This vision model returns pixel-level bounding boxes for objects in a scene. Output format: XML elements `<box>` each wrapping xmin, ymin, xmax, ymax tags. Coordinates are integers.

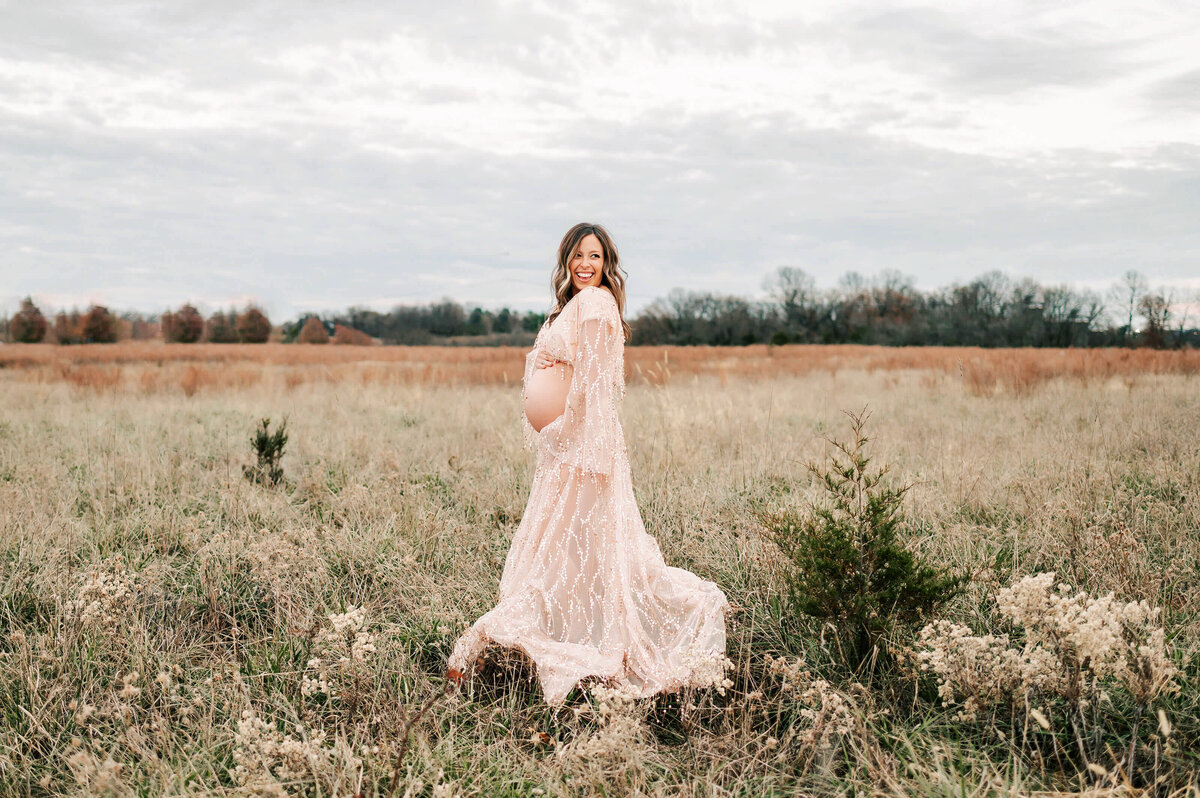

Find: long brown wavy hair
<box><xmin>546</xmin><ymin>222</ymin><xmax>632</xmax><ymax>342</ymax></box>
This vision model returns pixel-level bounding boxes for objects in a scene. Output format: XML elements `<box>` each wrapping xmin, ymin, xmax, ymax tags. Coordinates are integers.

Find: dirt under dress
<box><xmin>446</xmin><ymin>285</ymin><xmax>730</xmax><ymax>706</ymax></box>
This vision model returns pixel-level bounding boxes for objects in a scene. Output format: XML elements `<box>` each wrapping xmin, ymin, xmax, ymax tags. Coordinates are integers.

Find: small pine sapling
<box><xmin>244</xmin><ymin>417</ymin><xmax>288</xmax><ymax>486</ymax></box>
<box><xmin>757</xmin><ymin>407</ymin><xmax>963</xmax><ymax>671</ymax></box>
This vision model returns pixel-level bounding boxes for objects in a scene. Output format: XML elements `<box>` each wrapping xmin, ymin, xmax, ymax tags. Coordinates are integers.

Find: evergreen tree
<box><xmin>757</xmin><ymin>409</ymin><xmax>963</xmax><ymax>670</ymax></box>
<box><xmin>11</xmin><ymin>297</ymin><xmax>47</xmax><ymax>343</ymax></box>
<box><xmin>53</xmin><ymin>311</ymin><xmax>81</xmax><ymax>345</ymax></box>
<box><xmin>206</xmin><ymin>309</ymin><xmax>240</xmax><ymax>343</ymax></box>
<box><xmin>166</xmin><ymin>304</ymin><xmax>204</xmax><ymax>343</ymax></box>
<box><xmin>237</xmin><ymin>306</ymin><xmax>272</xmax><ymax>343</ymax></box>
<box><xmin>297</xmin><ymin>316</ymin><xmax>330</xmax><ymax>344</ymax></box>
<box><xmin>80</xmin><ymin>305</ymin><xmax>118</xmax><ymax>343</ymax></box>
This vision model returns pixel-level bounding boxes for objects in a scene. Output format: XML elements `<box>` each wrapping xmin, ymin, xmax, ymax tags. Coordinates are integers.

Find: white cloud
<box><xmin>1</xmin><ymin>0</ymin><xmax>1199</xmax><ymax>320</ymax></box>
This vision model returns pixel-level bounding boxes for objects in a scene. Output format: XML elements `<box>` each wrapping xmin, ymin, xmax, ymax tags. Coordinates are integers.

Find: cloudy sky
<box><xmin>2</xmin><ymin>0</ymin><xmax>1198</xmax><ymax>321</ymax></box>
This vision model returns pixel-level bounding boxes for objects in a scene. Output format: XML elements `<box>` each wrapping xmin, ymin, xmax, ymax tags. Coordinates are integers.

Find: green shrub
<box><xmin>244</xmin><ymin>417</ymin><xmax>288</xmax><ymax>486</ymax></box>
<box><xmin>756</xmin><ymin>408</ymin><xmax>963</xmax><ymax>670</ymax></box>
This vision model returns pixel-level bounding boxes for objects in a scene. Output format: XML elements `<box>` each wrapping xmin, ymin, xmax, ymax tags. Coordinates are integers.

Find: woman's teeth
<box><xmin>576</xmin><ymin>271</ymin><xmax>593</xmax><ymax>280</ymax></box>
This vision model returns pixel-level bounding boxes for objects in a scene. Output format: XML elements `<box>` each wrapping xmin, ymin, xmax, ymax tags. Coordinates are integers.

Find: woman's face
<box><xmin>569</xmin><ymin>233</ymin><xmax>604</xmax><ymax>291</ymax></box>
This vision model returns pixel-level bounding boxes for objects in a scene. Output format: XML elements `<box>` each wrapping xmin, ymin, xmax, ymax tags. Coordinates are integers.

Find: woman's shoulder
<box><xmin>566</xmin><ymin>284</ymin><xmax>615</xmax><ymax>301</ymax></box>
<box><xmin>580</xmin><ymin>285</ymin><xmax>615</xmax><ymax>301</ymax></box>
<box><xmin>572</xmin><ymin>285</ymin><xmax>618</xmax><ymax>318</ymax></box>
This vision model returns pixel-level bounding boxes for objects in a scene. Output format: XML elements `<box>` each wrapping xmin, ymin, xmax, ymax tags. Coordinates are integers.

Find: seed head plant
<box><xmin>916</xmin><ymin>571</ymin><xmax>1180</xmax><ymax>784</ymax></box>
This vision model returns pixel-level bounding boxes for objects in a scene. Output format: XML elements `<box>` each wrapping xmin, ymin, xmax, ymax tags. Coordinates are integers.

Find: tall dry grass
<box><xmin>0</xmin><ymin>350</ymin><xmax>1196</xmax><ymax>795</ymax></box>
<box><xmin>3</xmin><ymin>341</ymin><xmax>1197</xmax><ymax>396</ymax></box>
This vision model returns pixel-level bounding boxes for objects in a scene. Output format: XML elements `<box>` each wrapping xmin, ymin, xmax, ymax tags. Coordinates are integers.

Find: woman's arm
<box><xmin>521</xmin><ymin>347</ymin><xmax>541</xmax><ymax>452</ymax></box>
<box><xmin>542</xmin><ymin>288</ymin><xmax>624</xmax><ymax>479</ymax></box>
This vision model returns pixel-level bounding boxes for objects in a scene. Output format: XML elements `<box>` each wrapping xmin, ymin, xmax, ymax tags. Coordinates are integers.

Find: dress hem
<box><xmin>450</xmin><ymin>619</ymin><xmax>729</xmax><ymax>708</ymax></box>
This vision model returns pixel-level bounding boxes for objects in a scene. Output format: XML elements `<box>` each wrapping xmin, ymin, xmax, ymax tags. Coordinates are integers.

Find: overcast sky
<box><xmin>2</xmin><ymin>0</ymin><xmax>1198</xmax><ymax>321</ymax></box>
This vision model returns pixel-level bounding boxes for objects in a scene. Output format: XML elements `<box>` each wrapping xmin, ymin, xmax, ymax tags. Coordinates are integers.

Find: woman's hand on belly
<box><xmin>533</xmin><ymin>349</ymin><xmax>562</xmax><ymax>370</ymax></box>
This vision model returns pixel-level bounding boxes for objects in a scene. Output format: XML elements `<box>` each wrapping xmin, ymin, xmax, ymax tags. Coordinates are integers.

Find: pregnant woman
<box><xmin>447</xmin><ymin>222</ymin><xmax>730</xmax><ymax>706</ymax></box>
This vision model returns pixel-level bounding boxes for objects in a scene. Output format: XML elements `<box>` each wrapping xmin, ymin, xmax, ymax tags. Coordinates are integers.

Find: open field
<box><xmin>2</xmin><ymin>341</ymin><xmax>1199</xmax><ymax>395</ymax></box>
<box><xmin>1</xmin><ymin>346</ymin><xmax>1197</xmax><ymax>795</ymax></box>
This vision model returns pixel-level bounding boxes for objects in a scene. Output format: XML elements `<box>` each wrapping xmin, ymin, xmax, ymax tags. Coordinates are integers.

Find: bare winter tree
<box><xmin>763</xmin><ymin>266</ymin><xmax>816</xmax><ymax>320</ymax></box>
<box><xmin>1137</xmin><ymin>291</ymin><xmax>1172</xmax><ymax>349</ymax></box>
<box><xmin>1109</xmin><ymin>270</ymin><xmax>1148</xmax><ymax>345</ymax></box>
<box><xmin>763</xmin><ymin>266</ymin><xmax>820</xmax><ymax>340</ymax></box>
<box><xmin>1173</xmin><ymin>288</ymin><xmax>1197</xmax><ymax>345</ymax></box>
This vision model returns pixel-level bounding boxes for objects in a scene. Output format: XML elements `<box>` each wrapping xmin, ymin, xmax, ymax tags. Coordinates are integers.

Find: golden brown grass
<box><xmin>3</xmin><ymin>341</ymin><xmax>1197</xmax><ymax>396</ymax></box>
<box><xmin>0</xmin><ymin>347</ymin><xmax>1196</xmax><ymax>795</ymax></box>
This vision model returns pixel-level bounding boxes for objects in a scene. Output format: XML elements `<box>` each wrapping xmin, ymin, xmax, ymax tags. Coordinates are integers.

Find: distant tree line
<box><xmin>7</xmin><ymin>301</ymin><xmax>134</xmax><ymax>345</ymax></box>
<box><xmin>278</xmin><ymin>302</ymin><xmax>546</xmax><ymax>345</ymax></box>
<box><xmin>2</xmin><ymin>301</ymin><xmax>275</xmax><ymax>345</ymax></box>
<box><xmin>633</xmin><ymin>268</ymin><xmax>1197</xmax><ymax>349</ymax></box>
<box><xmin>3</xmin><ymin>268</ymin><xmax>1195</xmax><ymax>348</ymax></box>
<box><xmin>161</xmin><ymin>304</ymin><xmax>272</xmax><ymax>344</ymax></box>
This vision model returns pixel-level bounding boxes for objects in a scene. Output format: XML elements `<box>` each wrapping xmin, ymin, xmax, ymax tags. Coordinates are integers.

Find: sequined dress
<box><xmin>446</xmin><ymin>286</ymin><xmax>730</xmax><ymax>706</ymax></box>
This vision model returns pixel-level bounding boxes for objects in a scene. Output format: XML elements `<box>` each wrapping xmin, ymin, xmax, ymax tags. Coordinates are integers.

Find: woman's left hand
<box><xmin>534</xmin><ymin>351</ymin><xmax>560</xmax><ymax>369</ymax></box>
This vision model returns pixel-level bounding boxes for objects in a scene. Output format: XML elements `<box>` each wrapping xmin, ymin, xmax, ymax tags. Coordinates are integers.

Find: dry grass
<box><xmin>2</xmin><ymin>341</ymin><xmax>1197</xmax><ymax>396</ymax></box>
<box><xmin>0</xmin><ymin>346</ymin><xmax>1196</xmax><ymax>795</ymax></box>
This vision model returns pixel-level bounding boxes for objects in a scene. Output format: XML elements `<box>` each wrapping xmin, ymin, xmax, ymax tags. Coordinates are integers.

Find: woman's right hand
<box><xmin>534</xmin><ymin>350</ymin><xmax>560</xmax><ymax>369</ymax></box>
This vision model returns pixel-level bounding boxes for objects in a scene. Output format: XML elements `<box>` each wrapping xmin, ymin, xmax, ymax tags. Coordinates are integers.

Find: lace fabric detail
<box><xmin>451</xmin><ymin>286</ymin><xmax>729</xmax><ymax>706</ymax></box>
<box><xmin>541</xmin><ymin>330</ymin><xmax>571</xmax><ymax>364</ymax></box>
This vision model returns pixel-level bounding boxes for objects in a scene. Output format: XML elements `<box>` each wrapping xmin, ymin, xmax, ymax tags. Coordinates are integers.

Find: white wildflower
<box><xmin>231</xmin><ymin>709</ymin><xmax>362</xmax><ymax>793</ymax></box>
<box><xmin>767</xmin><ymin>654</ymin><xmax>864</xmax><ymax>754</ymax></box>
<box><xmin>301</xmin><ymin>605</ymin><xmax>383</xmax><ymax>704</ymax></box>
<box><xmin>916</xmin><ymin>572</ymin><xmax>1179</xmax><ymax>727</ymax></box>
<box><xmin>72</xmin><ymin>562</ymin><xmax>137</xmax><ymax>630</ymax></box>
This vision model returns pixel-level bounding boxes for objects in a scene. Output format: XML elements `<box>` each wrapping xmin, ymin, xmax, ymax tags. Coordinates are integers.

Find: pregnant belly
<box><xmin>524</xmin><ymin>362</ymin><xmax>572</xmax><ymax>432</ymax></box>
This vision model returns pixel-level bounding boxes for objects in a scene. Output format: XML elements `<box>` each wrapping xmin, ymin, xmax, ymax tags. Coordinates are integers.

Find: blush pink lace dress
<box><xmin>447</xmin><ymin>286</ymin><xmax>730</xmax><ymax>706</ymax></box>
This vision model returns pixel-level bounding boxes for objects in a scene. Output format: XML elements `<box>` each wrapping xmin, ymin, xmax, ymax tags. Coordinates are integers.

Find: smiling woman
<box><xmin>448</xmin><ymin>222</ymin><xmax>731</xmax><ymax>707</ymax></box>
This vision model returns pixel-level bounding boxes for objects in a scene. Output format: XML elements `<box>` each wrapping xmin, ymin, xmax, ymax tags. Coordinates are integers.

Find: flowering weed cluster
<box><xmin>64</xmin><ymin>749</ymin><xmax>126</xmax><ymax>793</ymax></box>
<box><xmin>765</xmin><ymin>653</ymin><xmax>868</xmax><ymax>765</ymax></box>
<box><xmin>71</xmin><ymin>558</ymin><xmax>137</xmax><ymax>630</ymax></box>
<box><xmin>916</xmin><ymin>572</ymin><xmax>1180</xmax><ymax>779</ymax></box>
<box><xmin>246</xmin><ymin>528</ymin><xmax>326</xmax><ymax>592</ymax></box>
<box><xmin>301</xmin><ymin>605</ymin><xmax>378</xmax><ymax>710</ymax></box>
<box><xmin>557</xmin><ymin>679</ymin><xmax>654</xmax><ymax>790</ymax></box>
<box><xmin>917</xmin><ymin>572</ymin><xmax>1178</xmax><ymax>719</ymax></box>
<box><xmin>680</xmin><ymin>642</ymin><xmax>735</xmax><ymax>696</ymax></box>
<box><xmin>195</xmin><ymin>527</ymin><xmax>329</xmax><ymax>634</ymax></box>
<box><xmin>231</xmin><ymin>710</ymin><xmax>363</xmax><ymax>796</ymax></box>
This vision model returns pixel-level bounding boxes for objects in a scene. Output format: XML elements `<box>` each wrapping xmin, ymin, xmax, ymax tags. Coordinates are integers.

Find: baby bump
<box><xmin>524</xmin><ymin>361</ymin><xmax>572</xmax><ymax>433</ymax></box>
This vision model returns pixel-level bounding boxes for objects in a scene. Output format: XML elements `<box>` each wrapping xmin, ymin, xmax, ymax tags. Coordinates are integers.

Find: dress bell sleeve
<box><xmin>521</xmin><ymin>346</ymin><xmax>541</xmax><ymax>453</ymax></box>
<box><xmin>542</xmin><ymin>288</ymin><xmax>626</xmax><ymax>479</ymax></box>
